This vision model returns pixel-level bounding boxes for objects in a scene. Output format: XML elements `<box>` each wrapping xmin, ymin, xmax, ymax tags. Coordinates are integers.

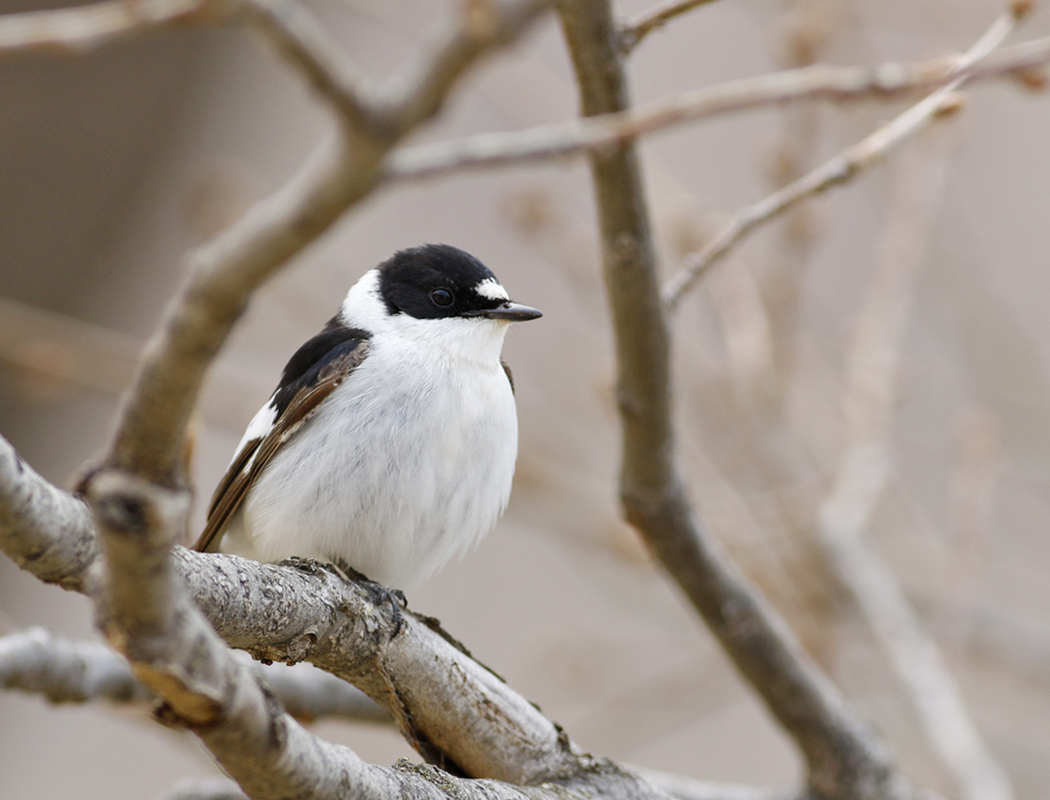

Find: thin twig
<box><xmin>619</xmin><ymin>0</ymin><xmax>721</xmax><ymax>54</ymax></box>
<box><xmin>0</xmin><ymin>296</ymin><xmax>266</xmax><ymax>429</ymax></box>
<box><xmin>661</xmin><ymin>6</ymin><xmax>1031</xmax><ymax>310</ymax></box>
<box><xmin>816</xmin><ymin>126</ymin><xmax>1015</xmax><ymax>800</ymax></box>
<box><xmin>387</xmin><ymin>34</ymin><xmax>1050</xmax><ymax>183</ymax></box>
<box><xmin>377</xmin><ymin>0</ymin><xmax>553</xmax><ymax>136</ymax></box>
<box><xmin>241</xmin><ymin>0</ymin><xmax>374</xmax><ymax>129</ymax></box>
<box><xmin>0</xmin><ymin>0</ymin><xmax>229</xmax><ymax>56</ymax></box>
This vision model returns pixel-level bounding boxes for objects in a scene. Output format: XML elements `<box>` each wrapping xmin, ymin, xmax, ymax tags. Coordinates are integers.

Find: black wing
<box><xmin>192</xmin><ymin>322</ymin><xmax>371</xmax><ymax>553</ymax></box>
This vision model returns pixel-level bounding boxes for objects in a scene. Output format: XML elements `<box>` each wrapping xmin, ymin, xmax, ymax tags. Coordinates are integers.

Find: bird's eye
<box><xmin>430</xmin><ymin>288</ymin><xmax>454</xmax><ymax>307</ymax></box>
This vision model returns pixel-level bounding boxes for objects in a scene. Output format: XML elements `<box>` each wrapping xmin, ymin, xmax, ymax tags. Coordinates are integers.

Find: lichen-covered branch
<box><xmin>78</xmin><ymin>461</ymin><xmax>673</xmax><ymax>800</ymax></box>
<box><xmin>0</xmin><ymin>435</ymin><xmax>100</xmax><ymax>594</ymax></box>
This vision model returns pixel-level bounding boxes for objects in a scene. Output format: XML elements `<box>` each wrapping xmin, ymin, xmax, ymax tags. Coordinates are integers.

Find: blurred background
<box><xmin>2</xmin><ymin>0</ymin><xmax>1049</xmax><ymax>797</ymax></box>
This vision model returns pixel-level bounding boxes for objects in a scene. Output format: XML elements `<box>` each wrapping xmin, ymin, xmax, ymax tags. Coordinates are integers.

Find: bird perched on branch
<box><xmin>193</xmin><ymin>244</ymin><xmax>541</xmax><ymax>589</ymax></box>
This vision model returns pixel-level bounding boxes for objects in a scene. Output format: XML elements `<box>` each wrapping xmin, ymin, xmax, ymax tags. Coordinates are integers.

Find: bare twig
<box><xmin>106</xmin><ymin>136</ymin><xmax>363</xmax><ymax>485</ymax></box>
<box><xmin>557</xmin><ymin>3</ymin><xmax>915</xmax><ymax>799</ymax></box>
<box><xmin>0</xmin><ymin>0</ymin><xmax>229</xmax><ymax>56</ymax></box>
<box><xmin>618</xmin><ymin>0</ymin><xmax>721</xmax><ymax>53</ymax></box>
<box><xmin>377</xmin><ymin>0</ymin><xmax>552</xmax><ymax>136</ymax></box>
<box><xmin>162</xmin><ymin>780</ymin><xmax>249</xmax><ymax>800</ymax></box>
<box><xmin>0</xmin><ymin>296</ymin><xmax>265</xmax><ymax>429</ymax></box>
<box><xmin>387</xmin><ymin>35</ymin><xmax>1050</xmax><ymax>184</ymax></box>
<box><xmin>661</xmin><ymin>6</ymin><xmax>1031</xmax><ymax>310</ymax></box>
<box><xmin>816</xmin><ymin>129</ymin><xmax>1014</xmax><ymax>800</ymax></box>
<box><xmin>0</xmin><ymin>627</ymin><xmax>152</xmax><ymax>704</ymax></box>
<box><xmin>0</xmin><ymin>628</ymin><xmax>389</xmax><ymax>722</ymax></box>
<box><xmin>241</xmin><ymin>0</ymin><xmax>374</xmax><ymax>129</ymax></box>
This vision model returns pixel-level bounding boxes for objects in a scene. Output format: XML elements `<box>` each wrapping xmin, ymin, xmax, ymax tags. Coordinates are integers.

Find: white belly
<box><xmin>228</xmin><ymin>348</ymin><xmax>518</xmax><ymax>588</ymax></box>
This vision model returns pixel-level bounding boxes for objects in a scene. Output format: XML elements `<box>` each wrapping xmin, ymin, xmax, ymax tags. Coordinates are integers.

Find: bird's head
<box><xmin>340</xmin><ymin>244</ymin><xmax>541</xmax><ymax>362</ymax></box>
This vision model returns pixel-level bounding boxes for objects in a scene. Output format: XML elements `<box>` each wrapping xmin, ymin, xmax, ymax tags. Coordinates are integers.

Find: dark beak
<box><xmin>470</xmin><ymin>302</ymin><xmax>542</xmax><ymax>322</ymax></box>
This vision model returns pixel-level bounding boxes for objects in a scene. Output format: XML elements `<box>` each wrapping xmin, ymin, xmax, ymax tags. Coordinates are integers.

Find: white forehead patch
<box><xmin>475</xmin><ymin>277</ymin><xmax>509</xmax><ymax>301</ymax></box>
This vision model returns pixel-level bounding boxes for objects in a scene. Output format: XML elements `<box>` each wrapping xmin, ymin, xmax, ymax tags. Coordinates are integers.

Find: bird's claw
<box><xmin>332</xmin><ymin>560</ymin><xmax>407</xmax><ymax>636</ymax></box>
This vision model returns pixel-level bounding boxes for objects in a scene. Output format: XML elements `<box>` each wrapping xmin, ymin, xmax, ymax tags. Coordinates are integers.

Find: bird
<box><xmin>192</xmin><ymin>243</ymin><xmax>541</xmax><ymax>589</ymax></box>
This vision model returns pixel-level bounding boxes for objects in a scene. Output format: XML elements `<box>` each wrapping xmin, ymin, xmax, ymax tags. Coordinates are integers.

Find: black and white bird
<box><xmin>193</xmin><ymin>244</ymin><xmax>541</xmax><ymax>588</ymax></box>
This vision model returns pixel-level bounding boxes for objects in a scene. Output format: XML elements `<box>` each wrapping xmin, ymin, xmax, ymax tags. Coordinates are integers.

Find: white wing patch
<box><xmin>236</xmin><ymin>401</ymin><xmax>278</xmax><ymax>468</ymax></box>
<box><xmin>475</xmin><ymin>277</ymin><xmax>509</xmax><ymax>301</ymax></box>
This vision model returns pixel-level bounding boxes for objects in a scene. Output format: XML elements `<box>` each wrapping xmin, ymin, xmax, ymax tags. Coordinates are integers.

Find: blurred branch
<box><xmin>618</xmin><ymin>0</ymin><xmax>721</xmax><ymax>53</ymax></box>
<box><xmin>0</xmin><ymin>295</ymin><xmax>141</xmax><ymax>397</ymax></box>
<box><xmin>634</xmin><ymin>768</ymin><xmax>790</xmax><ymax>800</ymax></box>
<box><xmin>814</xmin><ymin>121</ymin><xmax>1014</xmax><ymax>800</ymax></box>
<box><xmin>557</xmin><ymin>3</ymin><xmax>916</xmax><ymax>799</ymax></box>
<box><xmin>161</xmin><ymin>780</ymin><xmax>250</xmax><ymax>800</ymax></box>
<box><xmin>0</xmin><ymin>0</ymin><xmax>228</xmax><ymax>56</ymax></box>
<box><xmin>661</xmin><ymin>6</ymin><xmax>1031</xmax><ymax>310</ymax></box>
<box><xmin>0</xmin><ymin>296</ymin><xmax>264</xmax><ymax>429</ymax></box>
<box><xmin>242</xmin><ymin>0</ymin><xmax>374</xmax><ymax>129</ymax></box>
<box><xmin>933</xmin><ymin>599</ymin><xmax>1050</xmax><ymax>689</ymax></box>
<box><xmin>0</xmin><ymin>628</ymin><xmax>389</xmax><ymax>723</ymax></box>
<box><xmin>388</xmin><ymin>34</ymin><xmax>1050</xmax><ymax>183</ymax></box>
<box><xmin>0</xmin><ymin>627</ymin><xmax>151</xmax><ymax>704</ymax></box>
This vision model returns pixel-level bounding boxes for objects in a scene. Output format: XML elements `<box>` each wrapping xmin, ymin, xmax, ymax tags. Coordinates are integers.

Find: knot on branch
<box><xmin>80</xmin><ymin>469</ymin><xmax>190</xmax><ymax>551</ymax></box>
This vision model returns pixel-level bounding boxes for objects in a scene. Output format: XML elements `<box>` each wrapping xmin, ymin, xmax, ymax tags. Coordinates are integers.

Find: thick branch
<box><xmin>0</xmin><ymin>431</ymin><xmax>801</xmax><ymax>800</ymax></box>
<box><xmin>557</xmin><ymin>3</ymin><xmax>916</xmax><ymax>799</ymax></box>
<box><xmin>77</xmin><ymin>464</ymin><xmax>671</xmax><ymax>800</ymax></box>
<box><xmin>242</xmin><ymin>0</ymin><xmax>374</xmax><ymax>129</ymax></box>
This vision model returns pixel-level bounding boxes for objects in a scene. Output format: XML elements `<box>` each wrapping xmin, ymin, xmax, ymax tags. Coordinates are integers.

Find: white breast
<box><xmin>227</xmin><ymin>316</ymin><xmax>519</xmax><ymax>589</ymax></box>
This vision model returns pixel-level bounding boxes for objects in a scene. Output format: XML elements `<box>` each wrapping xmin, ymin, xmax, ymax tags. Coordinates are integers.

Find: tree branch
<box><xmin>76</xmin><ymin>461</ymin><xmax>672</xmax><ymax>800</ymax></box>
<box><xmin>241</xmin><ymin>0</ymin><xmax>375</xmax><ymax>129</ymax></box>
<box><xmin>386</xmin><ymin>34</ymin><xmax>1050</xmax><ymax>184</ymax></box>
<box><xmin>816</xmin><ymin>132</ymin><xmax>1014</xmax><ymax>800</ymax></box>
<box><xmin>661</xmin><ymin>5</ymin><xmax>1029</xmax><ymax>310</ymax></box>
<box><xmin>0</xmin><ymin>627</ymin><xmax>389</xmax><ymax>722</ymax></box>
<box><xmin>0</xmin><ymin>0</ymin><xmax>230</xmax><ymax>57</ymax></box>
<box><xmin>375</xmin><ymin>0</ymin><xmax>552</xmax><ymax>137</ymax></box>
<box><xmin>557</xmin><ymin>3</ymin><xmax>918</xmax><ymax>799</ymax></box>
<box><xmin>618</xmin><ymin>0</ymin><xmax>722</xmax><ymax>54</ymax></box>
<box><xmin>0</xmin><ymin>434</ymin><xmax>100</xmax><ymax>593</ymax></box>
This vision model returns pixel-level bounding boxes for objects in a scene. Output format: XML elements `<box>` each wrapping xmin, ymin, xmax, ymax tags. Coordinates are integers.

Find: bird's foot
<box><xmin>331</xmin><ymin>560</ymin><xmax>407</xmax><ymax>636</ymax></box>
